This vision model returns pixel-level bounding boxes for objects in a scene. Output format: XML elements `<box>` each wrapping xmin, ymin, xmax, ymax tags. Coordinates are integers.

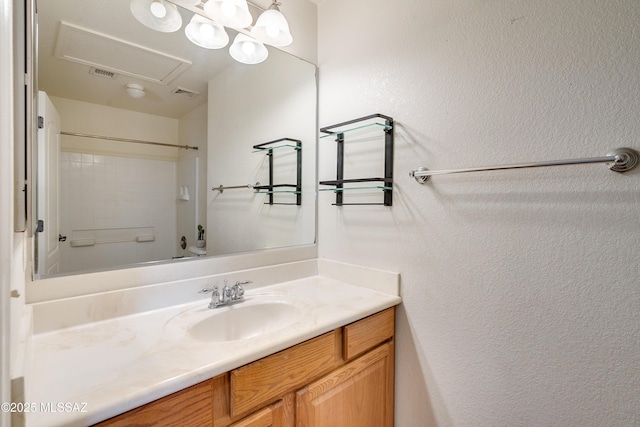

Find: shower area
<box><xmin>50</xmin><ymin>95</ymin><xmax>207</xmax><ymax>275</ymax></box>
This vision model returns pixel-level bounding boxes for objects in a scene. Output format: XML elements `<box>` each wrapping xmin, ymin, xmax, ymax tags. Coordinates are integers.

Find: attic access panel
<box><xmin>54</xmin><ymin>21</ymin><xmax>191</xmax><ymax>85</ymax></box>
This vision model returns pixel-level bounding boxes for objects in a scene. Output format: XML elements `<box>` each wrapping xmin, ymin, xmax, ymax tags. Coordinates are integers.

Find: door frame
<box><xmin>1</xmin><ymin>0</ymin><xmax>16</xmax><ymax>424</ymax></box>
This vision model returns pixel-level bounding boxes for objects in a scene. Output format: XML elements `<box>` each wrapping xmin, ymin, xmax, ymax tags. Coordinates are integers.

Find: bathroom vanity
<box><xmin>21</xmin><ymin>260</ymin><xmax>401</xmax><ymax>427</ymax></box>
<box><xmin>94</xmin><ymin>308</ymin><xmax>395</xmax><ymax>427</ymax></box>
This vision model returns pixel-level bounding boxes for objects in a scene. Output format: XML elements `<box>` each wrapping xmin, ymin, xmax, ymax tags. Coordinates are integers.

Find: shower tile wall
<box><xmin>58</xmin><ymin>151</ymin><xmax>177</xmax><ymax>273</ymax></box>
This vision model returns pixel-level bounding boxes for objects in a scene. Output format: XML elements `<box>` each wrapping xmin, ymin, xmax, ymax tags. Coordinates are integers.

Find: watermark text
<box><xmin>1</xmin><ymin>402</ymin><xmax>88</xmax><ymax>413</ymax></box>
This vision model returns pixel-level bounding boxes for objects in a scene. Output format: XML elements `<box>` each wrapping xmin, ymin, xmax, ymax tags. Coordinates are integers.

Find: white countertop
<box><xmin>25</xmin><ymin>274</ymin><xmax>401</xmax><ymax>427</ymax></box>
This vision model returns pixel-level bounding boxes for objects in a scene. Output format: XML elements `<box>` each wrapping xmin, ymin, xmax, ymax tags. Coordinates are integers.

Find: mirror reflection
<box><xmin>35</xmin><ymin>0</ymin><xmax>317</xmax><ymax>278</ymax></box>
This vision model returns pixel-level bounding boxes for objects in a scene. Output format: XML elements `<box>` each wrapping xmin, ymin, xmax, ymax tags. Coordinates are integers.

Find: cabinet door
<box><xmin>296</xmin><ymin>341</ymin><xmax>394</xmax><ymax>427</ymax></box>
<box><xmin>230</xmin><ymin>393</ymin><xmax>294</xmax><ymax>427</ymax></box>
<box><xmin>92</xmin><ymin>380</ymin><xmax>213</xmax><ymax>427</ymax></box>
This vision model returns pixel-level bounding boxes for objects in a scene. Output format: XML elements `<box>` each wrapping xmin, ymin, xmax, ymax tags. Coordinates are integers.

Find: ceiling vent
<box><xmin>90</xmin><ymin>67</ymin><xmax>118</xmax><ymax>79</ymax></box>
<box><xmin>171</xmin><ymin>87</ymin><xmax>200</xmax><ymax>99</ymax></box>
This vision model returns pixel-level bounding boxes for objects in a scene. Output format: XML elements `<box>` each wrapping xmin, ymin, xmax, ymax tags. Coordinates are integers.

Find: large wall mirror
<box><xmin>33</xmin><ymin>0</ymin><xmax>317</xmax><ymax>279</ymax></box>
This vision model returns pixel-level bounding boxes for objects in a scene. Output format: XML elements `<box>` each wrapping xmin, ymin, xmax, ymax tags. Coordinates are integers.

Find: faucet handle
<box><xmin>232</xmin><ymin>280</ymin><xmax>252</xmax><ymax>299</ymax></box>
<box><xmin>201</xmin><ymin>286</ymin><xmax>220</xmax><ymax>309</ymax></box>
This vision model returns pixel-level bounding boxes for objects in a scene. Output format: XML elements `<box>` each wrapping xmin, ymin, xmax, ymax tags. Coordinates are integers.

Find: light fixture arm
<box><xmin>268</xmin><ymin>1</ymin><xmax>282</xmax><ymax>11</ymax></box>
<box><xmin>165</xmin><ymin>1</ymin><xmax>274</xmax><ymax>24</ymax></box>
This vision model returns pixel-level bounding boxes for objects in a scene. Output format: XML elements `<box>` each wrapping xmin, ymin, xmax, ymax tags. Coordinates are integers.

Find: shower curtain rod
<box><xmin>410</xmin><ymin>147</ymin><xmax>638</xmax><ymax>183</ymax></box>
<box><xmin>60</xmin><ymin>131</ymin><xmax>199</xmax><ymax>151</ymax></box>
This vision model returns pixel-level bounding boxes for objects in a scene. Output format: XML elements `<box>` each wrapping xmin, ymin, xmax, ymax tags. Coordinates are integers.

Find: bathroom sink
<box><xmin>164</xmin><ymin>294</ymin><xmax>308</xmax><ymax>343</ymax></box>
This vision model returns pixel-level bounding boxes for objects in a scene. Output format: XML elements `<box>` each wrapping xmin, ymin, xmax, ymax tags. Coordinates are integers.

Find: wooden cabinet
<box><xmin>93</xmin><ymin>308</ymin><xmax>395</xmax><ymax>427</ymax></box>
<box><xmin>343</xmin><ymin>307</ymin><xmax>395</xmax><ymax>361</ymax></box>
<box><xmin>229</xmin><ymin>330</ymin><xmax>343</xmax><ymax>418</ymax></box>
<box><xmin>296</xmin><ymin>341</ymin><xmax>394</xmax><ymax>427</ymax></box>
<box><xmin>93</xmin><ymin>379</ymin><xmax>213</xmax><ymax>427</ymax></box>
<box><xmin>229</xmin><ymin>393</ymin><xmax>295</xmax><ymax>427</ymax></box>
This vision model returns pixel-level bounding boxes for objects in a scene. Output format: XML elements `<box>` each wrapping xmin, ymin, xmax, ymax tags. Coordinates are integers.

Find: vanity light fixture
<box><xmin>229</xmin><ymin>33</ymin><xmax>268</xmax><ymax>64</ymax></box>
<box><xmin>125</xmin><ymin>83</ymin><xmax>146</xmax><ymax>98</ymax></box>
<box><xmin>185</xmin><ymin>14</ymin><xmax>229</xmax><ymax>49</ymax></box>
<box><xmin>130</xmin><ymin>0</ymin><xmax>291</xmax><ymax>64</ymax></box>
<box><xmin>203</xmin><ymin>0</ymin><xmax>253</xmax><ymax>30</ymax></box>
<box><xmin>251</xmin><ymin>0</ymin><xmax>292</xmax><ymax>47</ymax></box>
<box><xmin>130</xmin><ymin>0</ymin><xmax>183</xmax><ymax>32</ymax></box>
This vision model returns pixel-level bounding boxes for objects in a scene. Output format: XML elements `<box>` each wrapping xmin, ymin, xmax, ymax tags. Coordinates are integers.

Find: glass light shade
<box><xmin>130</xmin><ymin>0</ymin><xmax>182</xmax><ymax>32</ymax></box>
<box><xmin>203</xmin><ymin>0</ymin><xmax>252</xmax><ymax>29</ymax></box>
<box><xmin>251</xmin><ymin>8</ymin><xmax>292</xmax><ymax>47</ymax></box>
<box><xmin>185</xmin><ymin>14</ymin><xmax>229</xmax><ymax>49</ymax></box>
<box><xmin>125</xmin><ymin>84</ymin><xmax>146</xmax><ymax>99</ymax></box>
<box><xmin>229</xmin><ymin>33</ymin><xmax>268</xmax><ymax>64</ymax></box>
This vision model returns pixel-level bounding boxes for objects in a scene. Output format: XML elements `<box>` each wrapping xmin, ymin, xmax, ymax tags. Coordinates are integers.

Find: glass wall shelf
<box><xmin>255</xmin><ymin>190</ymin><xmax>302</xmax><ymax>194</ymax></box>
<box><xmin>319</xmin><ymin>122</ymin><xmax>392</xmax><ymax>139</ymax></box>
<box><xmin>319</xmin><ymin>186</ymin><xmax>393</xmax><ymax>192</ymax></box>
<box><xmin>319</xmin><ymin>177</ymin><xmax>388</xmax><ymax>185</ymax></box>
<box><xmin>318</xmin><ymin>113</ymin><xmax>394</xmax><ymax>206</ymax></box>
<box><xmin>252</xmin><ymin>138</ymin><xmax>302</xmax><ymax>206</ymax></box>
<box><xmin>252</xmin><ymin>144</ymin><xmax>302</xmax><ymax>152</ymax></box>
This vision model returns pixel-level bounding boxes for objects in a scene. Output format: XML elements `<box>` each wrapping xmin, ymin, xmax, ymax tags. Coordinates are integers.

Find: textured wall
<box><xmin>317</xmin><ymin>1</ymin><xmax>640</xmax><ymax>426</ymax></box>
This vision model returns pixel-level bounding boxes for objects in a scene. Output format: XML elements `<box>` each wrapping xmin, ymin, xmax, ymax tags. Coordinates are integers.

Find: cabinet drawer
<box><xmin>93</xmin><ymin>379</ymin><xmax>213</xmax><ymax>427</ymax></box>
<box><xmin>343</xmin><ymin>307</ymin><xmax>395</xmax><ymax>360</ymax></box>
<box><xmin>230</xmin><ymin>330</ymin><xmax>343</xmax><ymax>418</ymax></box>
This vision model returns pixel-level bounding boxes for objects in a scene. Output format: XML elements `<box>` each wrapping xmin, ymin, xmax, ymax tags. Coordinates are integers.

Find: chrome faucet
<box><xmin>220</xmin><ymin>280</ymin><xmax>232</xmax><ymax>305</ymax></box>
<box><xmin>199</xmin><ymin>280</ymin><xmax>253</xmax><ymax>309</ymax></box>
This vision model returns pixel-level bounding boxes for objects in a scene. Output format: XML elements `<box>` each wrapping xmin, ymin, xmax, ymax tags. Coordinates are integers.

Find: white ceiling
<box><xmin>38</xmin><ymin>0</ymin><xmax>242</xmax><ymax>118</ymax></box>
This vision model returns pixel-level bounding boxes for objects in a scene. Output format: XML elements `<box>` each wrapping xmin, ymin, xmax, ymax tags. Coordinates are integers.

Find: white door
<box><xmin>36</xmin><ymin>91</ymin><xmax>60</xmax><ymax>276</ymax></box>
